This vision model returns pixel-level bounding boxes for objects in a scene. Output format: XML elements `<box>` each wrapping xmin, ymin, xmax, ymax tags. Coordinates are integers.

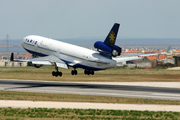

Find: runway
<box><xmin>0</xmin><ymin>79</ymin><xmax>180</xmax><ymax>101</ymax></box>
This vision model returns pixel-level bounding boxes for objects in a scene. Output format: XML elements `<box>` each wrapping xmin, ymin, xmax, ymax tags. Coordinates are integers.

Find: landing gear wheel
<box><xmin>52</xmin><ymin>71</ymin><xmax>62</xmax><ymax>77</ymax></box>
<box><xmin>71</xmin><ymin>70</ymin><xmax>78</xmax><ymax>75</ymax></box>
<box><xmin>84</xmin><ymin>70</ymin><xmax>94</xmax><ymax>75</ymax></box>
<box><xmin>58</xmin><ymin>72</ymin><xmax>62</xmax><ymax>76</ymax></box>
<box><xmin>55</xmin><ymin>72</ymin><xmax>58</xmax><ymax>77</ymax></box>
<box><xmin>74</xmin><ymin>70</ymin><xmax>77</xmax><ymax>75</ymax></box>
<box><xmin>52</xmin><ymin>71</ymin><xmax>55</xmax><ymax>76</ymax></box>
<box><xmin>71</xmin><ymin>70</ymin><xmax>74</xmax><ymax>75</ymax></box>
<box><xmin>84</xmin><ymin>70</ymin><xmax>87</xmax><ymax>75</ymax></box>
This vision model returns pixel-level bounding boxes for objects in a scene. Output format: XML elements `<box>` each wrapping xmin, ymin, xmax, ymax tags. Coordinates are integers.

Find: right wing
<box><xmin>10</xmin><ymin>53</ymin><xmax>68</xmax><ymax>69</ymax></box>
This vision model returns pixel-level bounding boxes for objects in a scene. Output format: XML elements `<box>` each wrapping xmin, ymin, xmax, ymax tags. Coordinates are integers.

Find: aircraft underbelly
<box><xmin>59</xmin><ymin>54</ymin><xmax>104</xmax><ymax>71</ymax></box>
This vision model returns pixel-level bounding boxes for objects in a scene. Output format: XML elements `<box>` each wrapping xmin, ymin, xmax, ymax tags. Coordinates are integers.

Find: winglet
<box><xmin>10</xmin><ymin>53</ymin><xmax>14</xmax><ymax>62</ymax></box>
<box><xmin>165</xmin><ymin>46</ymin><xmax>171</xmax><ymax>53</ymax></box>
<box><xmin>161</xmin><ymin>46</ymin><xmax>171</xmax><ymax>54</ymax></box>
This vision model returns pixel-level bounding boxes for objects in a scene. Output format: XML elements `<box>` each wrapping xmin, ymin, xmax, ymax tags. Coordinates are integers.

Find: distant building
<box><xmin>132</xmin><ymin>57</ymin><xmax>152</xmax><ymax>68</ymax></box>
<box><xmin>0</xmin><ymin>53</ymin><xmax>31</xmax><ymax>67</ymax></box>
<box><xmin>173</xmin><ymin>55</ymin><xmax>180</xmax><ymax>66</ymax></box>
<box><xmin>0</xmin><ymin>59</ymin><xmax>27</xmax><ymax>67</ymax></box>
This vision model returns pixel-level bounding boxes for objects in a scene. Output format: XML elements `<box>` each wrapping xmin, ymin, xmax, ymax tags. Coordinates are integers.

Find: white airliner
<box><xmin>11</xmin><ymin>23</ymin><xmax>170</xmax><ymax>77</ymax></box>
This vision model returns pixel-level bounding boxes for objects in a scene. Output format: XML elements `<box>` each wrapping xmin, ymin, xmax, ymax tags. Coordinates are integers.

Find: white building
<box><xmin>0</xmin><ymin>59</ymin><xmax>27</xmax><ymax>67</ymax></box>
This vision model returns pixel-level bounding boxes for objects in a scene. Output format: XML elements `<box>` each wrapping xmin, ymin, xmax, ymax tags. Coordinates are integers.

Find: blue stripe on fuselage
<box><xmin>24</xmin><ymin>48</ymin><xmax>104</xmax><ymax>71</ymax></box>
<box><xmin>24</xmin><ymin>48</ymin><xmax>48</xmax><ymax>57</ymax></box>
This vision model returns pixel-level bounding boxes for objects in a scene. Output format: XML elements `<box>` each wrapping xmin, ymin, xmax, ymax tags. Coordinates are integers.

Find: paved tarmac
<box><xmin>0</xmin><ymin>100</ymin><xmax>180</xmax><ymax>112</ymax></box>
<box><xmin>0</xmin><ymin>79</ymin><xmax>180</xmax><ymax>101</ymax></box>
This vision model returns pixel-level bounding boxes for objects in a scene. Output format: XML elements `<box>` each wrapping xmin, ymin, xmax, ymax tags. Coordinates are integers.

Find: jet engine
<box><xmin>29</xmin><ymin>62</ymin><xmax>43</xmax><ymax>68</ymax></box>
<box><xmin>94</xmin><ymin>41</ymin><xmax>121</xmax><ymax>57</ymax></box>
<box><xmin>33</xmin><ymin>64</ymin><xmax>43</xmax><ymax>68</ymax></box>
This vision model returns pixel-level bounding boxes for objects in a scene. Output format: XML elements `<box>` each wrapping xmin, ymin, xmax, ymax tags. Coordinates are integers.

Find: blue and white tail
<box><xmin>104</xmin><ymin>23</ymin><xmax>120</xmax><ymax>45</ymax></box>
<box><xmin>94</xmin><ymin>23</ymin><xmax>121</xmax><ymax>57</ymax></box>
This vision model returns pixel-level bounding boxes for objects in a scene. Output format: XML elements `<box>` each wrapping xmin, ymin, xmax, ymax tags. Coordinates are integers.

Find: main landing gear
<box><xmin>84</xmin><ymin>70</ymin><xmax>94</xmax><ymax>75</ymax></box>
<box><xmin>52</xmin><ymin>71</ymin><xmax>62</xmax><ymax>77</ymax></box>
<box><xmin>71</xmin><ymin>69</ymin><xmax>94</xmax><ymax>75</ymax></box>
<box><xmin>52</xmin><ymin>63</ymin><xmax>62</xmax><ymax>77</ymax></box>
<box><xmin>51</xmin><ymin>63</ymin><xmax>94</xmax><ymax>76</ymax></box>
<box><xmin>71</xmin><ymin>69</ymin><xmax>78</xmax><ymax>75</ymax></box>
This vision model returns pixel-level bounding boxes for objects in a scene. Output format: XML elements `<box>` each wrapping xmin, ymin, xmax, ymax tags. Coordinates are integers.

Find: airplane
<box><xmin>10</xmin><ymin>23</ymin><xmax>170</xmax><ymax>77</ymax></box>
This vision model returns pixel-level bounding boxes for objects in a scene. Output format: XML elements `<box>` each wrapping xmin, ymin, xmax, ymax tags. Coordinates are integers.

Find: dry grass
<box><xmin>0</xmin><ymin>66</ymin><xmax>180</xmax><ymax>82</ymax></box>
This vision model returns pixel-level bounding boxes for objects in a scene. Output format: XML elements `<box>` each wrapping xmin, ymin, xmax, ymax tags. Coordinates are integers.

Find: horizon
<box><xmin>0</xmin><ymin>37</ymin><xmax>180</xmax><ymax>52</ymax></box>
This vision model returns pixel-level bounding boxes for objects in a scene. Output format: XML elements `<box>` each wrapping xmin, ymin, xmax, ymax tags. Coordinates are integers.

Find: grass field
<box><xmin>0</xmin><ymin>66</ymin><xmax>180</xmax><ymax>82</ymax></box>
<box><xmin>1</xmin><ymin>91</ymin><xmax>180</xmax><ymax>105</ymax></box>
<box><xmin>0</xmin><ymin>107</ymin><xmax>179</xmax><ymax>120</ymax></box>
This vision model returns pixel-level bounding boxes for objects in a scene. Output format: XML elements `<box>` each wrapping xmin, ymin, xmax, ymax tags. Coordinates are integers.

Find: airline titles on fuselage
<box><xmin>25</xmin><ymin>38</ymin><xmax>37</xmax><ymax>45</ymax></box>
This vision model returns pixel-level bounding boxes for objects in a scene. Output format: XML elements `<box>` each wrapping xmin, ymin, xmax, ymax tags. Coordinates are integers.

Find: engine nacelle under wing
<box><xmin>94</xmin><ymin>41</ymin><xmax>121</xmax><ymax>57</ymax></box>
<box><xmin>29</xmin><ymin>62</ymin><xmax>43</xmax><ymax>68</ymax></box>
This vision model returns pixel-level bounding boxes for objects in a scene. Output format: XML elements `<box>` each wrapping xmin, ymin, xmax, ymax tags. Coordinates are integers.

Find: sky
<box><xmin>0</xmin><ymin>0</ymin><xmax>180</xmax><ymax>40</ymax></box>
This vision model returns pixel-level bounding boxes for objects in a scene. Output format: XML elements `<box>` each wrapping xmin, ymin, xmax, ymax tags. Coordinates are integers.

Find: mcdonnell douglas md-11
<box><xmin>11</xmin><ymin>23</ymin><xmax>170</xmax><ymax>77</ymax></box>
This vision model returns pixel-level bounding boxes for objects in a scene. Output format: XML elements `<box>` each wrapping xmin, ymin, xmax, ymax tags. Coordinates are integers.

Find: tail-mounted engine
<box><xmin>94</xmin><ymin>41</ymin><xmax>121</xmax><ymax>57</ymax></box>
<box><xmin>94</xmin><ymin>23</ymin><xmax>121</xmax><ymax>57</ymax></box>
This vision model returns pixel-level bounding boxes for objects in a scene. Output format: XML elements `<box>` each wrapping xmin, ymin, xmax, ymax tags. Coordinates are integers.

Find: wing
<box><xmin>113</xmin><ymin>56</ymin><xmax>142</xmax><ymax>63</ymax></box>
<box><xmin>113</xmin><ymin>46</ymin><xmax>171</xmax><ymax>63</ymax></box>
<box><xmin>120</xmin><ymin>46</ymin><xmax>171</xmax><ymax>57</ymax></box>
<box><xmin>10</xmin><ymin>53</ymin><xmax>68</xmax><ymax>69</ymax></box>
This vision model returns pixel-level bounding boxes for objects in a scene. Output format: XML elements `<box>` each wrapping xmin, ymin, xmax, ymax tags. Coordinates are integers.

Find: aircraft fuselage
<box><xmin>21</xmin><ymin>35</ymin><xmax>116</xmax><ymax>71</ymax></box>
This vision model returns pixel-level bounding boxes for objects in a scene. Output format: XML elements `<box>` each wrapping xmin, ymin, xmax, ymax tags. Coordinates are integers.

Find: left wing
<box><xmin>113</xmin><ymin>46</ymin><xmax>171</xmax><ymax>63</ymax></box>
<box><xmin>113</xmin><ymin>56</ymin><xmax>142</xmax><ymax>63</ymax></box>
<box><xmin>10</xmin><ymin>53</ymin><xmax>68</xmax><ymax>69</ymax></box>
<box><xmin>137</xmin><ymin>46</ymin><xmax>171</xmax><ymax>57</ymax></box>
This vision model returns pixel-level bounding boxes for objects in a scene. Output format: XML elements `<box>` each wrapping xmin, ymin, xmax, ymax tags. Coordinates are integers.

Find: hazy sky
<box><xmin>0</xmin><ymin>0</ymin><xmax>180</xmax><ymax>40</ymax></box>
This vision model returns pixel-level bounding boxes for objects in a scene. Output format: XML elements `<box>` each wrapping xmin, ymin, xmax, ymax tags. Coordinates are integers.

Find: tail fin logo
<box><xmin>109</xmin><ymin>31</ymin><xmax>115</xmax><ymax>43</ymax></box>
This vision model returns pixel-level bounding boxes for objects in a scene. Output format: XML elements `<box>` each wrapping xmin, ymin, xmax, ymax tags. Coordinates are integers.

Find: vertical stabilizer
<box><xmin>104</xmin><ymin>23</ymin><xmax>120</xmax><ymax>45</ymax></box>
<box><xmin>10</xmin><ymin>53</ymin><xmax>14</xmax><ymax>62</ymax></box>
